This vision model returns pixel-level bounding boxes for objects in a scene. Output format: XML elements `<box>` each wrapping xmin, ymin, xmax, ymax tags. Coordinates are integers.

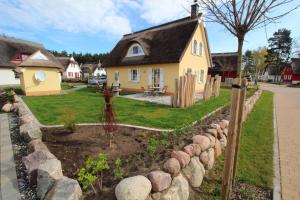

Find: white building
<box><xmin>57</xmin><ymin>57</ymin><xmax>81</xmax><ymax>79</ymax></box>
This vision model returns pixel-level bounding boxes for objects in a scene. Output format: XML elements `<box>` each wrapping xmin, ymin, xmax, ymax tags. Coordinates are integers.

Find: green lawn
<box><xmin>23</xmin><ymin>87</ymin><xmax>231</xmax><ymax>129</ymax></box>
<box><xmin>200</xmin><ymin>91</ymin><xmax>274</xmax><ymax>199</ymax></box>
<box><xmin>61</xmin><ymin>82</ymin><xmax>86</xmax><ymax>90</ymax></box>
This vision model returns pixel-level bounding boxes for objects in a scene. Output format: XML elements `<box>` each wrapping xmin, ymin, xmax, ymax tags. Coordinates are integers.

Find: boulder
<box><xmin>204</xmin><ymin>133</ymin><xmax>216</xmax><ymax>148</ymax></box>
<box><xmin>14</xmin><ymin>95</ymin><xmax>20</xmax><ymax>103</ymax></box>
<box><xmin>44</xmin><ymin>176</ymin><xmax>82</xmax><ymax>200</ymax></box>
<box><xmin>214</xmin><ymin>140</ymin><xmax>222</xmax><ymax>158</ymax></box>
<box><xmin>182</xmin><ymin>157</ymin><xmax>205</xmax><ymax>187</ymax></box>
<box><xmin>12</xmin><ymin>103</ymin><xmax>20</xmax><ymax>112</ymax></box>
<box><xmin>210</xmin><ymin>123</ymin><xmax>220</xmax><ymax>129</ymax></box>
<box><xmin>22</xmin><ymin>150</ymin><xmax>56</xmax><ymax>185</ymax></box>
<box><xmin>192</xmin><ymin>135</ymin><xmax>210</xmax><ymax>151</ymax></box>
<box><xmin>221</xmin><ymin>120</ymin><xmax>229</xmax><ymax>127</ymax></box>
<box><xmin>163</xmin><ymin>158</ymin><xmax>181</xmax><ymax>176</ymax></box>
<box><xmin>160</xmin><ymin>174</ymin><xmax>189</xmax><ymax>200</ymax></box>
<box><xmin>2</xmin><ymin>103</ymin><xmax>12</xmax><ymax>112</ymax></box>
<box><xmin>115</xmin><ymin>175</ymin><xmax>152</xmax><ymax>200</ymax></box>
<box><xmin>220</xmin><ymin>134</ymin><xmax>227</xmax><ymax>149</ymax></box>
<box><xmin>28</xmin><ymin>139</ymin><xmax>49</xmax><ymax>154</ymax></box>
<box><xmin>37</xmin><ymin>159</ymin><xmax>63</xmax><ymax>199</ymax></box>
<box><xmin>18</xmin><ymin>104</ymin><xmax>28</xmax><ymax>116</ymax></box>
<box><xmin>20</xmin><ymin>114</ymin><xmax>34</xmax><ymax>125</ymax></box>
<box><xmin>148</xmin><ymin>171</ymin><xmax>172</xmax><ymax>192</ymax></box>
<box><xmin>199</xmin><ymin>151</ymin><xmax>209</xmax><ymax>167</ymax></box>
<box><xmin>217</xmin><ymin>128</ymin><xmax>224</xmax><ymax>139</ymax></box>
<box><xmin>171</xmin><ymin>151</ymin><xmax>190</xmax><ymax>168</ymax></box>
<box><xmin>20</xmin><ymin>122</ymin><xmax>42</xmax><ymax>141</ymax></box>
<box><xmin>218</xmin><ymin>121</ymin><xmax>227</xmax><ymax>129</ymax></box>
<box><xmin>183</xmin><ymin>144</ymin><xmax>201</xmax><ymax>157</ymax></box>
<box><xmin>223</xmin><ymin>128</ymin><xmax>228</xmax><ymax>137</ymax></box>
<box><xmin>151</xmin><ymin>192</ymin><xmax>161</xmax><ymax>200</ymax></box>
<box><xmin>206</xmin><ymin>129</ymin><xmax>218</xmax><ymax>138</ymax></box>
<box><xmin>207</xmin><ymin>148</ymin><xmax>215</xmax><ymax>170</ymax></box>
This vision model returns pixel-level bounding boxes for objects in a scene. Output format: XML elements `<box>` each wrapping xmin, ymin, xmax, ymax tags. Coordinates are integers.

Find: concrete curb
<box><xmin>273</xmin><ymin>95</ymin><xmax>282</xmax><ymax>200</ymax></box>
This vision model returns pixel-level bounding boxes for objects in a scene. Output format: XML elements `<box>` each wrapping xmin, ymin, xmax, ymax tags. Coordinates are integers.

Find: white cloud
<box><xmin>0</xmin><ymin>0</ymin><xmax>132</xmax><ymax>36</ymax></box>
<box><xmin>139</xmin><ymin>0</ymin><xmax>192</xmax><ymax>24</ymax></box>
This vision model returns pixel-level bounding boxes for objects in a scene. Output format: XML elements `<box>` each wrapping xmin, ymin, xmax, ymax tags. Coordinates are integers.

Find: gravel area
<box><xmin>8</xmin><ymin>113</ymin><xmax>37</xmax><ymax>200</ymax></box>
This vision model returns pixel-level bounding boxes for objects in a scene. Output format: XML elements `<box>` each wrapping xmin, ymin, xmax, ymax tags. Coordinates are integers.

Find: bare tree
<box><xmin>195</xmin><ymin>0</ymin><xmax>300</xmax><ymax>199</ymax></box>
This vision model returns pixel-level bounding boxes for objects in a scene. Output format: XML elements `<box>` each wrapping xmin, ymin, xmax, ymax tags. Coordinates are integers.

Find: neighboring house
<box><xmin>102</xmin><ymin>3</ymin><xmax>212</xmax><ymax>94</ymax></box>
<box><xmin>93</xmin><ymin>61</ymin><xmax>106</xmax><ymax>77</ymax></box>
<box><xmin>57</xmin><ymin>56</ymin><xmax>81</xmax><ymax>79</ymax></box>
<box><xmin>0</xmin><ymin>35</ymin><xmax>44</xmax><ymax>86</ymax></box>
<box><xmin>15</xmin><ymin>50</ymin><xmax>63</xmax><ymax>96</ymax></box>
<box><xmin>262</xmin><ymin>64</ymin><xmax>284</xmax><ymax>82</ymax></box>
<box><xmin>81</xmin><ymin>61</ymin><xmax>106</xmax><ymax>78</ymax></box>
<box><xmin>282</xmin><ymin>58</ymin><xmax>300</xmax><ymax>83</ymax></box>
<box><xmin>209</xmin><ymin>52</ymin><xmax>238</xmax><ymax>82</ymax></box>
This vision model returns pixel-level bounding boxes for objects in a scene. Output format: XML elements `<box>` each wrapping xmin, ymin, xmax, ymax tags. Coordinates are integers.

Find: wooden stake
<box><xmin>221</xmin><ymin>78</ymin><xmax>241</xmax><ymax>200</ymax></box>
<box><xmin>232</xmin><ymin>79</ymin><xmax>247</xmax><ymax>185</ymax></box>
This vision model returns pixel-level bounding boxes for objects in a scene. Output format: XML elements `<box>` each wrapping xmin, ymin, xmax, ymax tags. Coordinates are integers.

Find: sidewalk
<box><xmin>0</xmin><ymin>113</ymin><xmax>21</xmax><ymax>200</ymax></box>
<box><xmin>261</xmin><ymin>83</ymin><xmax>300</xmax><ymax>200</ymax></box>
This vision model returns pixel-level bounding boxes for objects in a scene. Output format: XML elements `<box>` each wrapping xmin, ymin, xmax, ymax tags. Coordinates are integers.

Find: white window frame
<box><xmin>198</xmin><ymin>69</ymin><xmax>205</xmax><ymax>83</ymax></box>
<box><xmin>192</xmin><ymin>40</ymin><xmax>198</xmax><ymax>55</ymax></box>
<box><xmin>128</xmin><ymin>68</ymin><xmax>140</xmax><ymax>82</ymax></box>
<box><xmin>126</xmin><ymin>43</ymin><xmax>145</xmax><ymax>57</ymax></box>
<box><xmin>114</xmin><ymin>71</ymin><xmax>120</xmax><ymax>82</ymax></box>
<box><xmin>198</xmin><ymin>42</ymin><xmax>203</xmax><ymax>56</ymax></box>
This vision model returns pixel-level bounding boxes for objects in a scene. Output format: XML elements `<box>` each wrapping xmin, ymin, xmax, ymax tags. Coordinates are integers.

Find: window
<box><xmin>131</xmin><ymin>69</ymin><xmax>138</xmax><ymax>81</ymax></box>
<box><xmin>126</xmin><ymin>43</ymin><xmax>145</xmax><ymax>57</ymax></box>
<box><xmin>198</xmin><ymin>70</ymin><xmax>205</xmax><ymax>83</ymax></box>
<box><xmin>152</xmin><ymin>69</ymin><xmax>160</xmax><ymax>87</ymax></box>
<box><xmin>198</xmin><ymin>42</ymin><xmax>203</xmax><ymax>56</ymax></box>
<box><xmin>68</xmin><ymin>72</ymin><xmax>73</xmax><ymax>77</ymax></box>
<box><xmin>115</xmin><ymin>71</ymin><xmax>120</xmax><ymax>82</ymax></box>
<box><xmin>193</xmin><ymin>40</ymin><xmax>198</xmax><ymax>55</ymax></box>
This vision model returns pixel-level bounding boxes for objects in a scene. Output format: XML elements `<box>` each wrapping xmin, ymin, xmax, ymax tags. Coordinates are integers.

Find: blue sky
<box><xmin>0</xmin><ymin>0</ymin><xmax>299</xmax><ymax>54</ymax></box>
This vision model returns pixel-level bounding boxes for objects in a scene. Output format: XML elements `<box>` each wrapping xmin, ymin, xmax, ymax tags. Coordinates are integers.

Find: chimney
<box><xmin>191</xmin><ymin>0</ymin><xmax>199</xmax><ymax>19</ymax></box>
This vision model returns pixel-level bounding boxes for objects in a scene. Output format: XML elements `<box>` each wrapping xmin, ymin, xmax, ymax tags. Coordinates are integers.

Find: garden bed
<box><xmin>42</xmin><ymin>109</ymin><xmax>230</xmax><ymax>199</ymax></box>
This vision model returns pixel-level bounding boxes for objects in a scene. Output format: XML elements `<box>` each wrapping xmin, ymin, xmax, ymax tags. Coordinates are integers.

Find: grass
<box><xmin>200</xmin><ymin>91</ymin><xmax>274</xmax><ymax>199</ymax></box>
<box><xmin>23</xmin><ymin>87</ymin><xmax>231</xmax><ymax>129</ymax></box>
<box><xmin>61</xmin><ymin>82</ymin><xmax>86</xmax><ymax>90</ymax></box>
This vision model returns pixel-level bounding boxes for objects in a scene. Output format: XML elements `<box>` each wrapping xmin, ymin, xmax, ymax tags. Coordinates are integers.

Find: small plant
<box><xmin>5</xmin><ymin>89</ymin><xmax>15</xmax><ymax>103</ymax></box>
<box><xmin>160</xmin><ymin>132</ymin><xmax>170</xmax><ymax>146</ymax></box>
<box><xmin>60</xmin><ymin>108</ymin><xmax>77</xmax><ymax>132</ymax></box>
<box><xmin>77</xmin><ymin>153</ymin><xmax>110</xmax><ymax>194</ymax></box>
<box><xmin>113</xmin><ymin>158</ymin><xmax>124</xmax><ymax>179</ymax></box>
<box><xmin>146</xmin><ymin>137</ymin><xmax>160</xmax><ymax>155</ymax></box>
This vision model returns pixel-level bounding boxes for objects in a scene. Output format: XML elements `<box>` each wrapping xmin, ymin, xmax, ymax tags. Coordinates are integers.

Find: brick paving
<box><xmin>261</xmin><ymin>83</ymin><xmax>300</xmax><ymax>200</ymax></box>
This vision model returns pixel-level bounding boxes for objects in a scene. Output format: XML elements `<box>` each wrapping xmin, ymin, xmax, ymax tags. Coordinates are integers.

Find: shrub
<box><xmin>77</xmin><ymin>153</ymin><xmax>110</xmax><ymax>194</ymax></box>
<box><xmin>59</xmin><ymin>108</ymin><xmax>77</xmax><ymax>132</ymax></box>
<box><xmin>146</xmin><ymin>137</ymin><xmax>160</xmax><ymax>155</ymax></box>
<box><xmin>113</xmin><ymin>158</ymin><xmax>124</xmax><ymax>179</ymax></box>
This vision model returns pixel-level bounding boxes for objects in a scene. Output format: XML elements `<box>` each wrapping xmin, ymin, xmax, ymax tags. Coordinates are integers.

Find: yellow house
<box><xmin>103</xmin><ymin>3</ymin><xmax>212</xmax><ymax>95</ymax></box>
<box><xmin>17</xmin><ymin>50</ymin><xmax>63</xmax><ymax>96</ymax></box>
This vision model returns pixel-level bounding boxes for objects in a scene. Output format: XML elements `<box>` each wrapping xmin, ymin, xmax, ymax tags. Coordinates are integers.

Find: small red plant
<box><xmin>103</xmin><ymin>86</ymin><xmax>117</xmax><ymax>147</ymax></box>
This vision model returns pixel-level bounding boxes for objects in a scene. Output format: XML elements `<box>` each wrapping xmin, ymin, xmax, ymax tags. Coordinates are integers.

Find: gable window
<box><xmin>126</xmin><ymin>43</ymin><xmax>145</xmax><ymax>57</ymax></box>
<box><xmin>198</xmin><ymin>42</ymin><xmax>203</xmax><ymax>56</ymax></box>
<box><xmin>193</xmin><ymin>40</ymin><xmax>198</xmax><ymax>55</ymax></box>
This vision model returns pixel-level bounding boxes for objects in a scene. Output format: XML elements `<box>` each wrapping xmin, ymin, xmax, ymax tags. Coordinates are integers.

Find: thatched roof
<box><xmin>81</xmin><ymin>62</ymin><xmax>102</xmax><ymax>73</ymax></box>
<box><xmin>211</xmin><ymin>52</ymin><xmax>238</xmax><ymax>72</ymax></box>
<box><xmin>0</xmin><ymin>35</ymin><xmax>44</xmax><ymax>68</ymax></box>
<box><xmin>291</xmin><ymin>58</ymin><xmax>300</xmax><ymax>75</ymax></box>
<box><xmin>103</xmin><ymin>16</ymin><xmax>209</xmax><ymax>67</ymax></box>
<box><xmin>17</xmin><ymin>50</ymin><xmax>63</xmax><ymax>70</ymax></box>
<box><xmin>56</xmin><ymin>56</ymin><xmax>78</xmax><ymax>70</ymax></box>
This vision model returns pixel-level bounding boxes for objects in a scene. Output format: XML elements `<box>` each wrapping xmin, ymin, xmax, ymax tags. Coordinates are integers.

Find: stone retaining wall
<box><xmin>114</xmin><ymin>90</ymin><xmax>262</xmax><ymax>200</ymax></box>
<box><xmin>2</xmin><ymin>95</ymin><xmax>83</xmax><ymax>200</ymax></box>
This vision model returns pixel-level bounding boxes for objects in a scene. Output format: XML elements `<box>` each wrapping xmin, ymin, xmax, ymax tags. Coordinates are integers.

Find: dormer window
<box><xmin>126</xmin><ymin>43</ymin><xmax>145</xmax><ymax>57</ymax></box>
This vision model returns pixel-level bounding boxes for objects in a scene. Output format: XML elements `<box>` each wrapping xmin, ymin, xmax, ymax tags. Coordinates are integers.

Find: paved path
<box><xmin>0</xmin><ymin>114</ymin><xmax>21</xmax><ymax>200</ymax></box>
<box><xmin>260</xmin><ymin>83</ymin><xmax>300</xmax><ymax>200</ymax></box>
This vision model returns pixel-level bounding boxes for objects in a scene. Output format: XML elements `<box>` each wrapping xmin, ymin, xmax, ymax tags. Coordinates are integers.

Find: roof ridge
<box><xmin>0</xmin><ymin>35</ymin><xmax>44</xmax><ymax>48</ymax></box>
<box><xmin>123</xmin><ymin>16</ymin><xmax>199</xmax><ymax>38</ymax></box>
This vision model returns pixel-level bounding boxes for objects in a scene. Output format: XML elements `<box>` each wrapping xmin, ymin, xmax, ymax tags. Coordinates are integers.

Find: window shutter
<box><xmin>148</xmin><ymin>68</ymin><xmax>152</xmax><ymax>86</ymax></box>
<box><xmin>137</xmin><ymin>69</ymin><xmax>141</xmax><ymax>82</ymax></box>
<box><xmin>128</xmin><ymin>69</ymin><xmax>131</xmax><ymax>81</ymax></box>
<box><xmin>159</xmin><ymin>68</ymin><xmax>164</xmax><ymax>89</ymax></box>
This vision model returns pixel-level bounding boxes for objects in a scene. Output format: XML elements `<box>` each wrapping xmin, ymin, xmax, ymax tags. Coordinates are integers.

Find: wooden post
<box><xmin>221</xmin><ymin>78</ymin><xmax>242</xmax><ymax>200</ymax></box>
<box><xmin>209</xmin><ymin>77</ymin><xmax>214</xmax><ymax>99</ymax></box>
<box><xmin>174</xmin><ymin>78</ymin><xmax>178</xmax><ymax>107</ymax></box>
<box><xmin>232</xmin><ymin>79</ymin><xmax>247</xmax><ymax>185</ymax></box>
<box><xmin>180</xmin><ymin>76</ymin><xmax>184</xmax><ymax>108</ymax></box>
<box><xmin>204</xmin><ymin>75</ymin><xmax>211</xmax><ymax>101</ymax></box>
